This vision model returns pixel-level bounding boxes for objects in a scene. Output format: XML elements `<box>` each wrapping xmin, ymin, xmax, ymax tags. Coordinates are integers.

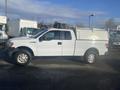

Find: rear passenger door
<box><xmin>61</xmin><ymin>31</ymin><xmax>75</xmax><ymax>56</ymax></box>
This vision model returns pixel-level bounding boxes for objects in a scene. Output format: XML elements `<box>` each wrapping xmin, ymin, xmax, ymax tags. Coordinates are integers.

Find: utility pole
<box><xmin>5</xmin><ymin>0</ymin><xmax>7</xmax><ymax>17</ymax></box>
<box><xmin>5</xmin><ymin>0</ymin><xmax>8</xmax><ymax>34</ymax></box>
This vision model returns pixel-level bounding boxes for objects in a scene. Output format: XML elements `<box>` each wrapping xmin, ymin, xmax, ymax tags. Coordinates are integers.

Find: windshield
<box><xmin>31</xmin><ymin>29</ymin><xmax>47</xmax><ymax>38</ymax></box>
<box><xmin>0</xmin><ymin>25</ymin><xmax>5</xmax><ymax>31</ymax></box>
<box><xmin>20</xmin><ymin>28</ymin><xmax>42</xmax><ymax>36</ymax></box>
<box><xmin>27</xmin><ymin>28</ymin><xmax>40</xmax><ymax>35</ymax></box>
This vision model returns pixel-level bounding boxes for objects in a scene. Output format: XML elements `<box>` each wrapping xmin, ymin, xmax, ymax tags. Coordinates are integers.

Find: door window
<box><xmin>40</xmin><ymin>31</ymin><xmax>60</xmax><ymax>41</ymax></box>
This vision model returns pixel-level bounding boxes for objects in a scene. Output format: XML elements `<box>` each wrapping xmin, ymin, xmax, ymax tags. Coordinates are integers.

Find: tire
<box><xmin>84</xmin><ymin>50</ymin><xmax>98</xmax><ymax>64</ymax></box>
<box><xmin>13</xmin><ymin>50</ymin><xmax>32</xmax><ymax>66</ymax></box>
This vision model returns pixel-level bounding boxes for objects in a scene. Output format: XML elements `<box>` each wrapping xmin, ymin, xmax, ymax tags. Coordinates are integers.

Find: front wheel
<box><xmin>84</xmin><ymin>51</ymin><xmax>98</xmax><ymax>64</ymax></box>
<box><xmin>13</xmin><ymin>50</ymin><xmax>32</xmax><ymax>66</ymax></box>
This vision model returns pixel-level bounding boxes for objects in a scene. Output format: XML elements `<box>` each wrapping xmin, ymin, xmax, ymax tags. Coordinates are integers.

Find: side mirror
<box><xmin>39</xmin><ymin>37</ymin><xmax>43</xmax><ymax>42</ymax></box>
<box><xmin>39</xmin><ymin>37</ymin><xmax>53</xmax><ymax>42</ymax></box>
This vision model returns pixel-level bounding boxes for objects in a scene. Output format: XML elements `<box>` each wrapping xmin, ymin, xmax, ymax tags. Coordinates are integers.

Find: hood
<box><xmin>10</xmin><ymin>37</ymin><xmax>36</xmax><ymax>42</ymax></box>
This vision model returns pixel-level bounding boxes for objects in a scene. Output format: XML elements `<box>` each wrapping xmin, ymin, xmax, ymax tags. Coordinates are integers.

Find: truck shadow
<box><xmin>33</xmin><ymin>56</ymin><xmax>85</xmax><ymax>65</ymax></box>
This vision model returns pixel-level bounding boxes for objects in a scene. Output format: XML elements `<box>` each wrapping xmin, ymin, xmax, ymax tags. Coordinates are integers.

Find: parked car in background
<box><xmin>109</xmin><ymin>30</ymin><xmax>120</xmax><ymax>52</ymax></box>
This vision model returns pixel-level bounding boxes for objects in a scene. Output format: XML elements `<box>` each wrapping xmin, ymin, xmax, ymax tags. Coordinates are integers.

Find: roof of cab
<box><xmin>48</xmin><ymin>28</ymin><xmax>72</xmax><ymax>31</ymax></box>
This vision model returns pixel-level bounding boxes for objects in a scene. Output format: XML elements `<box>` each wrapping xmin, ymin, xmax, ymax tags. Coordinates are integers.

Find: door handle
<box><xmin>58</xmin><ymin>42</ymin><xmax>62</xmax><ymax>45</ymax></box>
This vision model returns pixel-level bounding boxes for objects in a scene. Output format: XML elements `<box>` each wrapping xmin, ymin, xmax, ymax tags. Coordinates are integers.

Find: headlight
<box><xmin>6</xmin><ymin>40</ymin><xmax>14</xmax><ymax>47</ymax></box>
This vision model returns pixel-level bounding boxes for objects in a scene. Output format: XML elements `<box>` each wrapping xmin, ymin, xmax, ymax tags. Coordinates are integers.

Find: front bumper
<box><xmin>6</xmin><ymin>47</ymin><xmax>19</xmax><ymax>57</ymax></box>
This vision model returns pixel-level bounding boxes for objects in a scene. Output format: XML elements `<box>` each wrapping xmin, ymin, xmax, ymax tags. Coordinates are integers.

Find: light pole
<box><xmin>89</xmin><ymin>14</ymin><xmax>94</xmax><ymax>29</ymax></box>
<box><xmin>5</xmin><ymin>0</ymin><xmax>8</xmax><ymax>17</ymax></box>
<box><xmin>5</xmin><ymin>0</ymin><xmax>8</xmax><ymax>34</ymax></box>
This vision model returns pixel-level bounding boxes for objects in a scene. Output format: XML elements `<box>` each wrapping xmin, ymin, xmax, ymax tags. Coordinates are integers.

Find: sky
<box><xmin>0</xmin><ymin>0</ymin><xmax>120</xmax><ymax>27</ymax></box>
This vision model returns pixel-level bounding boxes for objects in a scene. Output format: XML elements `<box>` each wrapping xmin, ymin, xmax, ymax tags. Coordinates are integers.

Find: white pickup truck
<box><xmin>6</xmin><ymin>28</ymin><xmax>108</xmax><ymax>66</ymax></box>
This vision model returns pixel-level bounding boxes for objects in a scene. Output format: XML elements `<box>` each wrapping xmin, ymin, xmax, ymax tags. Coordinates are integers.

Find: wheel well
<box><xmin>85</xmin><ymin>48</ymin><xmax>99</xmax><ymax>56</ymax></box>
<box><xmin>17</xmin><ymin>46</ymin><xmax>34</xmax><ymax>56</ymax></box>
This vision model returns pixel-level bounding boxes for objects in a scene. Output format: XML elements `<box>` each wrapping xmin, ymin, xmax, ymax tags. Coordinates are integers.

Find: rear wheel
<box><xmin>84</xmin><ymin>50</ymin><xmax>98</xmax><ymax>64</ymax></box>
<box><xmin>13</xmin><ymin>50</ymin><xmax>32</xmax><ymax>66</ymax></box>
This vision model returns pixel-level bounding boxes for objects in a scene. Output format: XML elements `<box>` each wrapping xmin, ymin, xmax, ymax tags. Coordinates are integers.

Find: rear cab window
<box><xmin>61</xmin><ymin>31</ymin><xmax>72</xmax><ymax>40</ymax></box>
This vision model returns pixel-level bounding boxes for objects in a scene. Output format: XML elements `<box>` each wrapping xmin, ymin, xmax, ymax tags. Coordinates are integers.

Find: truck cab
<box><xmin>20</xmin><ymin>27</ymin><xmax>41</xmax><ymax>37</ymax></box>
<box><xmin>0</xmin><ymin>16</ymin><xmax>8</xmax><ymax>42</ymax></box>
<box><xmin>0</xmin><ymin>24</ymin><xmax>8</xmax><ymax>40</ymax></box>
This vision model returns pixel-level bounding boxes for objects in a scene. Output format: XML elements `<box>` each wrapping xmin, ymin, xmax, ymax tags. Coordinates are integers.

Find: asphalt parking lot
<box><xmin>0</xmin><ymin>52</ymin><xmax>120</xmax><ymax>90</ymax></box>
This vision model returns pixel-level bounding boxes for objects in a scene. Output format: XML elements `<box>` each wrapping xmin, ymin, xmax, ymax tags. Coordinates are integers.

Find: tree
<box><xmin>53</xmin><ymin>21</ymin><xmax>61</xmax><ymax>28</ymax></box>
<box><xmin>53</xmin><ymin>21</ymin><xmax>69</xmax><ymax>29</ymax></box>
<box><xmin>105</xmin><ymin>18</ymin><xmax>117</xmax><ymax>30</ymax></box>
<box><xmin>38</xmin><ymin>22</ymin><xmax>48</xmax><ymax>30</ymax></box>
<box><xmin>76</xmin><ymin>23</ymin><xmax>85</xmax><ymax>28</ymax></box>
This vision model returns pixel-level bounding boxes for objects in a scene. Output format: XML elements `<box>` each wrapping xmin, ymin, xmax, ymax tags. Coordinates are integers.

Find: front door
<box><xmin>36</xmin><ymin>30</ymin><xmax>62</xmax><ymax>56</ymax></box>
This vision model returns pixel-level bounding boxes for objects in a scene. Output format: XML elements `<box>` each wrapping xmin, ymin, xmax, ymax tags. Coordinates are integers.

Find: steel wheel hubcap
<box><xmin>88</xmin><ymin>54</ymin><xmax>95</xmax><ymax>63</ymax></box>
<box><xmin>17</xmin><ymin>53</ymin><xmax>28</xmax><ymax>64</ymax></box>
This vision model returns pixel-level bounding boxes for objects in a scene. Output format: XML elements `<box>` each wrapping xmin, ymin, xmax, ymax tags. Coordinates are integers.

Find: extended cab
<box><xmin>7</xmin><ymin>28</ymin><xmax>108</xmax><ymax>66</ymax></box>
